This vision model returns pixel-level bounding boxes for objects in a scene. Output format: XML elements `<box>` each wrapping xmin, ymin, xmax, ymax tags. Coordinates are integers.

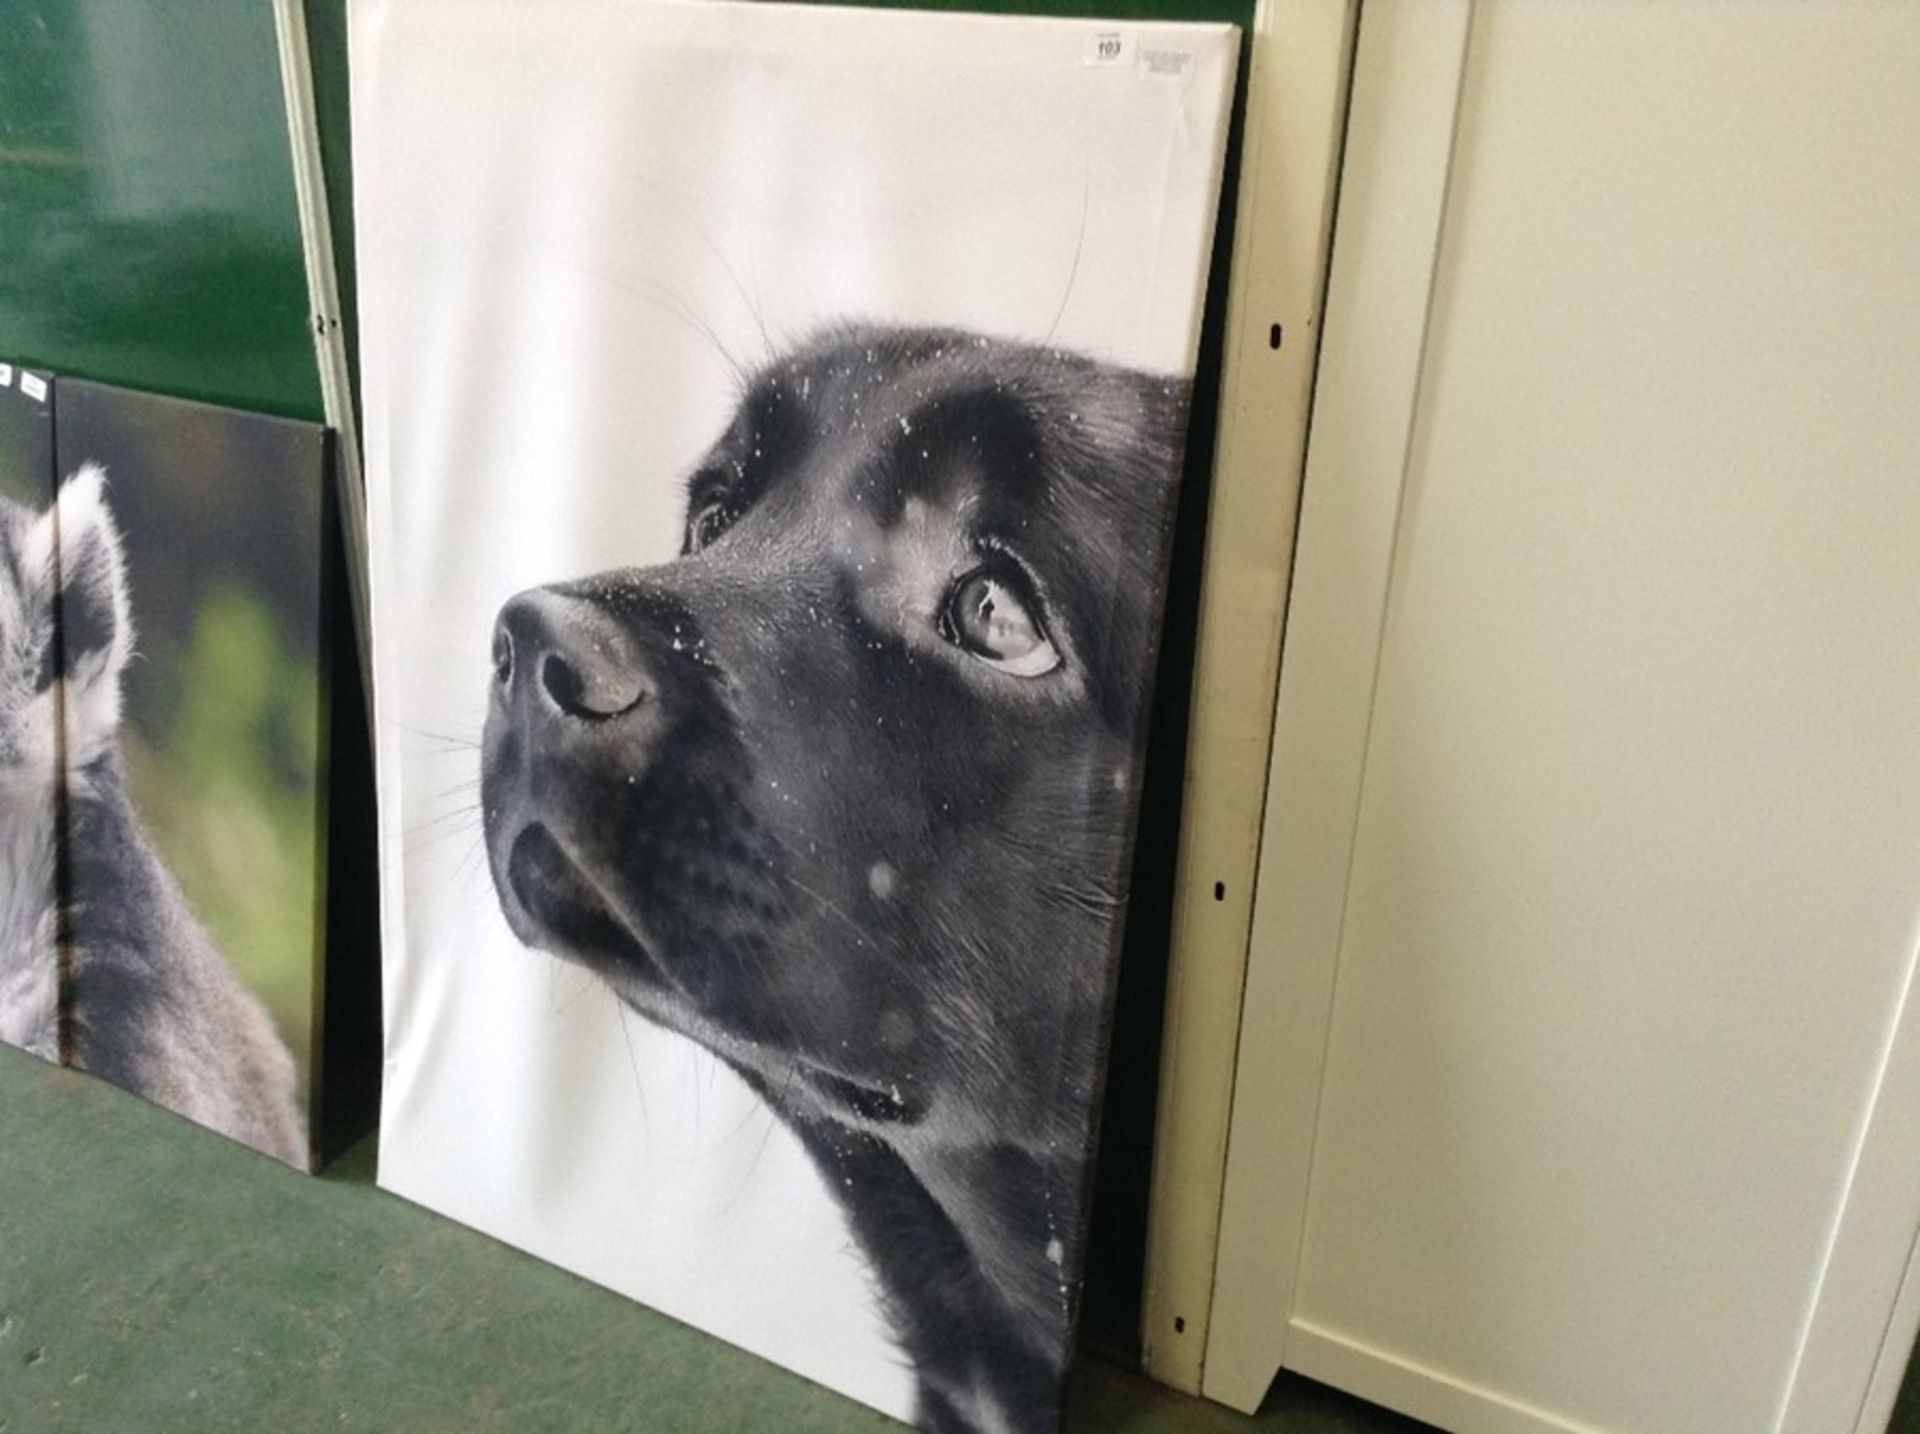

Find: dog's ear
<box><xmin>37</xmin><ymin>465</ymin><xmax>135</xmax><ymax>747</ymax></box>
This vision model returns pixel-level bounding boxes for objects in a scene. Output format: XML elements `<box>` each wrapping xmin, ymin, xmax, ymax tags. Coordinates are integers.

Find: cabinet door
<box><xmin>1206</xmin><ymin>3</ymin><xmax>1920</xmax><ymax>1431</ymax></box>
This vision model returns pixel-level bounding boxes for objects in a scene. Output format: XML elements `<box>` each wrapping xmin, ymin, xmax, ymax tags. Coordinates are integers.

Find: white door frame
<box><xmin>1200</xmin><ymin>0</ymin><xmax>1480</xmax><ymax>1415</ymax></box>
<box><xmin>1196</xmin><ymin>4</ymin><xmax>1920</xmax><ymax>1431</ymax></box>
<box><xmin>1141</xmin><ymin>0</ymin><xmax>1360</xmax><ymax>1395</ymax></box>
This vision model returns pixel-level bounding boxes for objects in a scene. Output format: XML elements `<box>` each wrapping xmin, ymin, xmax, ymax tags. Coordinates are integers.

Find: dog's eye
<box><xmin>687</xmin><ymin>499</ymin><xmax>734</xmax><ymax>552</ymax></box>
<box><xmin>940</xmin><ymin>566</ymin><xmax>1060</xmax><ymax>677</ymax></box>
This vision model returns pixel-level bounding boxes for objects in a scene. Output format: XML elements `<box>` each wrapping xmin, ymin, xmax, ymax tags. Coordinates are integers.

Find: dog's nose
<box><xmin>494</xmin><ymin>589</ymin><xmax>648</xmax><ymax>721</ymax></box>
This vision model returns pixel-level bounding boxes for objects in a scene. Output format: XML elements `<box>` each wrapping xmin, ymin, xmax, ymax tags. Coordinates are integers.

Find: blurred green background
<box><xmin>58</xmin><ymin>377</ymin><xmax>327</xmax><ymax>1104</ymax></box>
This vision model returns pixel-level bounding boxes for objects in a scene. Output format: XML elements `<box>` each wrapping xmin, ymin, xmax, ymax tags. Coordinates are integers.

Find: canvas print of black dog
<box><xmin>481</xmin><ymin>323</ymin><xmax>1188</xmax><ymax>1432</ymax></box>
<box><xmin>0</xmin><ymin>467</ymin><xmax>303</xmax><ymax>1165</ymax></box>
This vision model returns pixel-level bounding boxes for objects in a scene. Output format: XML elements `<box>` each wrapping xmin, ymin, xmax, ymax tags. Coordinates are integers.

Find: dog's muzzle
<box><xmin>492</xmin><ymin>588</ymin><xmax>652</xmax><ymax>727</ymax></box>
<box><xmin>481</xmin><ymin>587</ymin><xmax>669</xmax><ymax>966</ymax></box>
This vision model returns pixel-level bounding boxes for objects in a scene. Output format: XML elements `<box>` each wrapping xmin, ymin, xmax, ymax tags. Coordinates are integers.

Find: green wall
<box><xmin>0</xmin><ymin>1</ymin><xmax>323</xmax><ymax>419</ymax></box>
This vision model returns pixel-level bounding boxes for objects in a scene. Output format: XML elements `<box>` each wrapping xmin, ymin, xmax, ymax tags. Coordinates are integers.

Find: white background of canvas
<box><xmin>351</xmin><ymin>0</ymin><xmax>1233</xmax><ymax>1417</ymax></box>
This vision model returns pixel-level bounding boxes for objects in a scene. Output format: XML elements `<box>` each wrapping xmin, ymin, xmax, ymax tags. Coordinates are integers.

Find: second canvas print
<box><xmin>0</xmin><ymin>362</ymin><xmax>58</xmax><ymax>1066</ymax></box>
<box><xmin>355</xmin><ymin>3</ymin><xmax>1236</xmax><ymax>1427</ymax></box>
<box><xmin>51</xmin><ymin>379</ymin><xmax>331</xmax><ymax>1167</ymax></box>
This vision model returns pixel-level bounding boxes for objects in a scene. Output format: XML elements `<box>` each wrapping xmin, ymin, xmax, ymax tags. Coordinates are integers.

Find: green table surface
<box><xmin>0</xmin><ymin>1045</ymin><xmax>1427</xmax><ymax>1433</ymax></box>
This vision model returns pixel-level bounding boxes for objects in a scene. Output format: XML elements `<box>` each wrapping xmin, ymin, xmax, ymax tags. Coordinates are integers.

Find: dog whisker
<box><xmin>1041</xmin><ymin>163</ymin><xmax>1093</xmax><ymax>349</ymax></box>
<box><xmin>611</xmin><ymin>993</ymin><xmax>654</xmax><ymax>1166</ymax></box>
<box><xmin>754</xmin><ymin>825</ymin><xmax>875</xmax><ymax>944</ymax></box>
<box><xmin>632</xmin><ymin>279</ymin><xmax>750</xmax><ymax>388</ymax></box>
<box><xmin>454</xmin><ymin>831</ymin><xmax>490</xmax><ymax>892</ymax></box>
<box><xmin>403</xmin><ymin>824</ymin><xmax>482</xmax><ymax>856</ymax></box>
<box><xmin>402</xmin><ymin>723</ymin><xmax>483</xmax><ymax>753</ymax></box>
<box><xmin>1035</xmin><ymin>881</ymin><xmax>1122</xmax><ymax>918</ymax></box>
<box><xmin>715</xmin><ymin>1099</ymin><xmax>780</xmax><ymax>1218</ymax></box>
<box><xmin>651</xmin><ymin>188</ymin><xmax>777</xmax><ymax>366</ymax></box>
<box><xmin>551</xmin><ymin>258</ymin><xmax>749</xmax><ymax>389</ymax></box>
<box><xmin>403</xmin><ymin>801</ymin><xmax>482</xmax><ymax>846</ymax></box>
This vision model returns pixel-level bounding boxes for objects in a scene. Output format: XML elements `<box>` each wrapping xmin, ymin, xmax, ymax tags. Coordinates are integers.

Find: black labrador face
<box><xmin>481</xmin><ymin>324</ymin><xmax>1184</xmax><ymax>1164</ymax></box>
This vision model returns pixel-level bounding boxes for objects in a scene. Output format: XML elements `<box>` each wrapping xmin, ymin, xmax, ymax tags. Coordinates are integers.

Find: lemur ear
<box><xmin>41</xmin><ymin>465</ymin><xmax>134</xmax><ymax>742</ymax></box>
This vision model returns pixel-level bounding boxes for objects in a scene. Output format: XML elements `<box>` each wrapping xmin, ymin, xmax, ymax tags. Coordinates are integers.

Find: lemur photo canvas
<box><xmin>38</xmin><ymin>378</ymin><xmax>331</xmax><ymax>1167</ymax></box>
<box><xmin>0</xmin><ymin>361</ymin><xmax>58</xmax><ymax>1064</ymax></box>
<box><xmin>353</xmin><ymin>2</ymin><xmax>1235</xmax><ymax>1427</ymax></box>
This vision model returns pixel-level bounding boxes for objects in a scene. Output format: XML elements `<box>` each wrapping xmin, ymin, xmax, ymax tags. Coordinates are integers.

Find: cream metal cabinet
<box><xmin>1149</xmin><ymin>2</ymin><xmax>1920</xmax><ymax>1431</ymax></box>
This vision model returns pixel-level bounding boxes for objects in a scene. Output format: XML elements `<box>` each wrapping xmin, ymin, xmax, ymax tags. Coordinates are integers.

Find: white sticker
<box><xmin>1085</xmin><ymin>29</ymin><xmax>1132</xmax><ymax>67</ymax></box>
<box><xmin>1139</xmin><ymin>47</ymin><xmax>1195</xmax><ymax>80</ymax></box>
<box><xmin>19</xmin><ymin>372</ymin><xmax>47</xmax><ymax>402</ymax></box>
<box><xmin>0</xmin><ymin>363</ymin><xmax>12</xmax><ymax>388</ymax></box>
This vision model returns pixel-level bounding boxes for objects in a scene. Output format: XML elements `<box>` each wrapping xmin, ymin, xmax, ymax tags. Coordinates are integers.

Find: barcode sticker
<box><xmin>19</xmin><ymin>371</ymin><xmax>47</xmax><ymax>402</ymax></box>
<box><xmin>1139</xmin><ymin>47</ymin><xmax>1194</xmax><ymax>80</ymax></box>
<box><xmin>1085</xmin><ymin>30</ymin><xmax>1132</xmax><ymax>67</ymax></box>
